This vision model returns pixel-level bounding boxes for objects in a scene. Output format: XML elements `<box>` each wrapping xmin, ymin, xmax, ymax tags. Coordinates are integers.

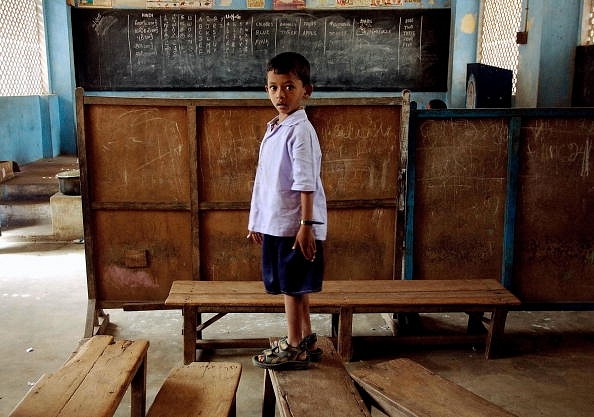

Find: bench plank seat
<box><xmin>165</xmin><ymin>279</ymin><xmax>520</xmax><ymax>363</ymax></box>
<box><xmin>9</xmin><ymin>335</ymin><xmax>149</xmax><ymax>417</ymax></box>
<box><xmin>348</xmin><ymin>359</ymin><xmax>517</xmax><ymax>417</ymax></box>
<box><xmin>262</xmin><ymin>337</ymin><xmax>370</xmax><ymax>417</ymax></box>
<box><xmin>146</xmin><ymin>362</ymin><xmax>242</xmax><ymax>417</ymax></box>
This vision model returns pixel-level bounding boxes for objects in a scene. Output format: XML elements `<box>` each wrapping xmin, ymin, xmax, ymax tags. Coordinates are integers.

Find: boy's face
<box><xmin>265</xmin><ymin>71</ymin><xmax>312</xmax><ymax>121</ymax></box>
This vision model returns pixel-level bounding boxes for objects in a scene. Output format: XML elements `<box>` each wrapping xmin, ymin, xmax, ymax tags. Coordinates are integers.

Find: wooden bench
<box><xmin>9</xmin><ymin>335</ymin><xmax>149</xmax><ymax>417</ymax></box>
<box><xmin>147</xmin><ymin>362</ymin><xmax>242</xmax><ymax>417</ymax></box>
<box><xmin>347</xmin><ymin>358</ymin><xmax>518</xmax><ymax>417</ymax></box>
<box><xmin>262</xmin><ymin>336</ymin><xmax>370</xmax><ymax>417</ymax></box>
<box><xmin>165</xmin><ymin>279</ymin><xmax>521</xmax><ymax>363</ymax></box>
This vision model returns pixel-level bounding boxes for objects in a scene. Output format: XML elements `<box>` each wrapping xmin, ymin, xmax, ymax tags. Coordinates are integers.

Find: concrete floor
<box><xmin>1</xmin><ymin>159</ymin><xmax>594</xmax><ymax>416</ymax></box>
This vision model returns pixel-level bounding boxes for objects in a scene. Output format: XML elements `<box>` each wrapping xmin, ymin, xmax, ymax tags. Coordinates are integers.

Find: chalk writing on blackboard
<box><xmin>73</xmin><ymin>8</ymin><xmax>450</xmax><ymax>91</ymax></box>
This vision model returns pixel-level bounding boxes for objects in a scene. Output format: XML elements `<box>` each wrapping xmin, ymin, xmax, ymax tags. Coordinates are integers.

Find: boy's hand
<box><xmin>246</xmin><ymin>231</ymin><xmax>263</xmax><ymax>244</ymax></box>
<box><xmin>294</xmin><ymin>226</ymin><xmax>316</xmax><ymax>262</ymax></box>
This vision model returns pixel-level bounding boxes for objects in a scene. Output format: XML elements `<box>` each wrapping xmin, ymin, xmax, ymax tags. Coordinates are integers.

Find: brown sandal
<box><xmin>252</xmin><ymin>338</ymin><xmax>310</xmax><ymax>370</ymax></box>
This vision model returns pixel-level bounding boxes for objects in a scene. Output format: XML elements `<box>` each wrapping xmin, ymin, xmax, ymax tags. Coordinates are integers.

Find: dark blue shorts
<box><xmin>261</xmin><ymin>234</ymin><xmax>324</xmax><ymax>296</ymax></box>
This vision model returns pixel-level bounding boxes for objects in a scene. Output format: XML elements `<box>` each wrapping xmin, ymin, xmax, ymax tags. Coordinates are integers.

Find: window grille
<box><xmin>587</xmin><ymin>0</ymin><xmax>594</xmax><ymax>44</ymax></box>
<box><xmin>478</xmin><ymin>0</ymin><xmax>522</xmax><ymax>94</ymax></box>
<box><xmin>0</xmin><ymin>0</ymin><xmax>48</xmax><ymax>96</ymax></box>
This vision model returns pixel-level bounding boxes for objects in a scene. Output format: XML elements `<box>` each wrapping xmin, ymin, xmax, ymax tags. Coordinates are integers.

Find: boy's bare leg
<box><xmin>284</xmin><ymin>294</ymin><xmax>304</xmax><ymax>347</ymax></box>
<box><xmin>300</xmin><ymin>294</ymin><xmax>313</xmax><ymax>340</ymax></box>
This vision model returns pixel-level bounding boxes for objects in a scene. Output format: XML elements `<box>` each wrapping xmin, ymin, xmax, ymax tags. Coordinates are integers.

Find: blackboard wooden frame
<box><xmin>72</xmin><ymin>7</ymin><xmax>450</xmax><ymax>91</ymax></box>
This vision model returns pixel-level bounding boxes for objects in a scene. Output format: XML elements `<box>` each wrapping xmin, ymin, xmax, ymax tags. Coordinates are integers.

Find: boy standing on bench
<box><xmin>247</xmin><ymin>52</ymin><xmax>328</xmax><ymax>370</ymax></box>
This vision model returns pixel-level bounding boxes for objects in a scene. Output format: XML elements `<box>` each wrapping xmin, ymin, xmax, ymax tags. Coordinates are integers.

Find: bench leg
<box><xmin>262</xmin><ymin>369</ymin><xmax>276</xmax><ymax>417</ymax></box>
<box><xmin>337</xmin><ymin>307</ymin><xmax>354</xmax><ymax>362</ymax></box>
<box><xmin>331</xmin><ymin>313</ymin><xmax>339</xmax><ymax>338</ymax></box>
<box><xmin>485</xmin><ymin>309</ymin><xmax>509</xmax><ymax>359</ymax></box>
<box><xmin>183</xmin><ymin>306</ymin><xmax>198</xmax><ymax>364</ymax></box>
<box><xmin>130</xmin><ymin>351</ymin><xmax>147</xmax><ymax>417</ymax></box>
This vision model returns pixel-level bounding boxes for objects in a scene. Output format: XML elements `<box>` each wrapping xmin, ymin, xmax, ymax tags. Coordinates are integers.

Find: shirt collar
<box><xmin>267</xmin><ymin>108</ymin><xmax>307</xmax><ymax>129</ymax></box>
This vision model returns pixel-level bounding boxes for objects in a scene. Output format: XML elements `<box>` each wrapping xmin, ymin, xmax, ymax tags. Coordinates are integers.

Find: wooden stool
<box><xmin>147</xmin><ymin>362</ymin><xmax>242</xmax><ymax>417</ymax></box>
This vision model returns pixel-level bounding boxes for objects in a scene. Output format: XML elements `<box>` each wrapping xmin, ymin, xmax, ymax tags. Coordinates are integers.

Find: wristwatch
<box><xmin>299</xmin><ymin>220</ymin><xmax>324</xmax><ymax>226</ymax></box>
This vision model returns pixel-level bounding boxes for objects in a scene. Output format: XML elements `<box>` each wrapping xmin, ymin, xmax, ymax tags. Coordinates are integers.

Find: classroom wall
<box><xmin>0</xmin><ymin>95</ymin><xmax>59</xmax><ymax>164</ymax></box>
<box><xmin>45</xmin><ymin>0</ymin><xmax>77</xmax><ymax>156</ymax></box>
<box><xmin>0</xmin><ymin>0</ymin><xmax>76</xmax><ymax>166</ymax></box>
<box><xmin>515</xmin><ymin>0</ymin><xmax>582</xmax><ymax>107</ymax></box>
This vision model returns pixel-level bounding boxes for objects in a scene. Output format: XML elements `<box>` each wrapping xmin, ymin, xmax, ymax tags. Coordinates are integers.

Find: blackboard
<box><xmin>71</xmin><ymin>8</ymin><xmax>450</xmax><ymax>91</ymax></box>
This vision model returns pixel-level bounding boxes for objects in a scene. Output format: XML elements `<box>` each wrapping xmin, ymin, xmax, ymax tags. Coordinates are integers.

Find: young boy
<box><xmin>248</xmin><ymin>52</ymin><xmax>327</xmax><ymax>370</ymax></box>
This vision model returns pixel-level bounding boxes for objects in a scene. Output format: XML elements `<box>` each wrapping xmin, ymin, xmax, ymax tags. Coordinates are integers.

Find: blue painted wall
<box><xmin>45</xmin><ymin>0</ymin><xmax>77</xmax><ymax>156</ymax></box>
<box><xmin>0</xmin><ymin>0</ymin><xmax>77</xmax><ymax>166</ymax></box>
<box><xmin>515</xmin><ymin>0</ymin><xmax>581</xmax><ymax>107</ymax></box>
<box><xmin>0</xmin><ymin>96</ymin><xmax>55</xmax><ymax>163</ymax></box>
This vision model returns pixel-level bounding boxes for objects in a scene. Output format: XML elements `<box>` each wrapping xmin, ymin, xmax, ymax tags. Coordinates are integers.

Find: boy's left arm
<box><xmin>294</xmin><ymin>191</ymin><xmax>317</xmax><ymax>262</ymax></box>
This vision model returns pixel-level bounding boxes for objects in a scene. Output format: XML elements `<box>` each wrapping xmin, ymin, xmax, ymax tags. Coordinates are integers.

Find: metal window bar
<box><xmin>586</xmin><ymin>0</ymin><xmax>594</xmax><ymax>45</ymax></box>
<box><xmin>0</xmin><ymin>0</ymin><xmax>48</xmax><ymax>96</ymax></box>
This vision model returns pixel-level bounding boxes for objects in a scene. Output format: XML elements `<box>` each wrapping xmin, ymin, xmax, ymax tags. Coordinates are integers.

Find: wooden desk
<box><xmin>165</xmin><ymin>279</ymin><xmax>520</xmax><ymax>363</ymax></box>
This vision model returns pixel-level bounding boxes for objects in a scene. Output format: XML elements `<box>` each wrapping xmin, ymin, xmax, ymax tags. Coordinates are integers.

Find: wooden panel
<box><xmin>200</xmin><ymin>208</ymin><xmax>395</xmax><ymax>281</ymax></box>
<box><xmin>85</xmin><ymin>104</ymin><xmax>191</xmax><ymax>203</ymax></box>
<box><xmin>310</xmin><ymin>105</ymin><xmax>401</xmax><ymax>201</ymax></box>
<box><xmin>325</xmin><ymin>208</ymin><xmax>396</xmax><ymax>280</ymax></box>
<box><xmin>200</xmin><ymin>210</ymin><xmax>261</xmax><ymax>281</ymax></box>
<box><xmin>198</xmin><ymin>105</ymin><xmax>401</xmax><ymax>203</ymax></box>
<box><xmin>198</xmin><ymin>104</ymin><xmax>401</xmax><ymax>282</ymax></box>
<box><xmin>198</xmin><ymin>106</ymin><xmax>272</xmax><ymax>203</ymax></box>
<box><xmin>514</xmin><ymin>118</ymin><xmax>594</xmax><ymax>302</ymax></box>
<box><xmin>413</xmin><ymin>118</ymin><xmax>508</xmax><ymax>280</ymax></box>
<box><xmin>93</xmin><ymin>210</ymin><xmax>193</xmax><ymax>303</ymax></box>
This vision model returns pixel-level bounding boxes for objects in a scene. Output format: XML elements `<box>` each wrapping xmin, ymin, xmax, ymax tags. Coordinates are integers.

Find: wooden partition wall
<box><xmin>407</xmin><ymin>108</ymin><xmax>594</xmax><ymax>308</ymax></box>
<box><xmin>76</xmin><ymin>89</ymin><xmax>407</xmax><ymax>335</ymax></box>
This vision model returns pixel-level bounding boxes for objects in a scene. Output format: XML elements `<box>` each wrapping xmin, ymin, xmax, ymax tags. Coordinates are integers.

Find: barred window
<box><xmin>478</xmin><ymin>0</ymin><xmax>523</xmax><ymax>94</ymax></box>
<box><xmin>585</xmin><ymin>0</ymin><xmax>594</xmax><ymax>44</ymax></box>
<box><xmin>0</xmin><ymin>0</ymin><xmax>48</xmax><ymax>96</ymax></box>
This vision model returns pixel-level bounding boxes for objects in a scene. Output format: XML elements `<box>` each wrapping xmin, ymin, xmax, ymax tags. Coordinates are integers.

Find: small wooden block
<box><xmin>147</xmin><ymin>362</ymin><xmax>242</xmax><ymax>417</ymax></box>
<box><xmin>347</xmin><ymin>358</ymin><xmax>517</xmax><ymax>417</ymax></box>
<box><xmin>124</xmin><ymin>249</ymin><xmax>149</xmax><ymax>268</ymax></box>
<box><xmin>265</xmin><ymin>337</ymin><xmax>371</xmax><ymax>417</ymax></box>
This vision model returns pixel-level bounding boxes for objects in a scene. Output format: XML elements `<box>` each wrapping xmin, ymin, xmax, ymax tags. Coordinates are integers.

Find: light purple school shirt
<box><xmin>248</xmin><ymin>109</ymin><xmax>327</xmax><ymax>240</ymax></box>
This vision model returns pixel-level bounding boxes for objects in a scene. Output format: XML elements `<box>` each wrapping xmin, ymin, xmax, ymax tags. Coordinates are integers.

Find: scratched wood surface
<box><xmin>347</xmin><ymin>359</ymin><xmax>517</xmax><ymax>417</ymax></box>
<box><xmin>84</xmin><ymin>105</ymin><xmax>191</xmax><ymax>204</ymax></box>
<box><xmin>9</xmin><ymin>335</ymin><xmax>148</xmax><ymax>417</ymax></box>
<box><xmin>93</xmin><ymin>210</ymin><xmax>193</xmax><ymax>304</ymax></box>
<box><xmin>79</xmin><ymin>96</ymin><xmax>403</xmax><ymax>308</ymax></box>
<box><xmin>146</xmin><ymin>362</ymin><xmax>242</xmax><ymax>417</ymax></box>
<box><xmin>514</xmin><ymin>117</ymin><xmax>594</xmax><ymax>302</ymax></box>
<box><xmin>199</xmin><ymin>105</ymin><xmax>401</xmax><ymax>282</ymax></box>
<box><xmin>412</xmin><ymin>118</ymin><xmax>508</xmax><ymax>281</ymax></box>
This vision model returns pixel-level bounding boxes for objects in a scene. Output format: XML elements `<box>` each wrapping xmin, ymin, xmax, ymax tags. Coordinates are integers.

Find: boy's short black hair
<box><xmin>266</xmin><ymin>52</ymin><xmax>311</xmax><ymax>86</ymax></box>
